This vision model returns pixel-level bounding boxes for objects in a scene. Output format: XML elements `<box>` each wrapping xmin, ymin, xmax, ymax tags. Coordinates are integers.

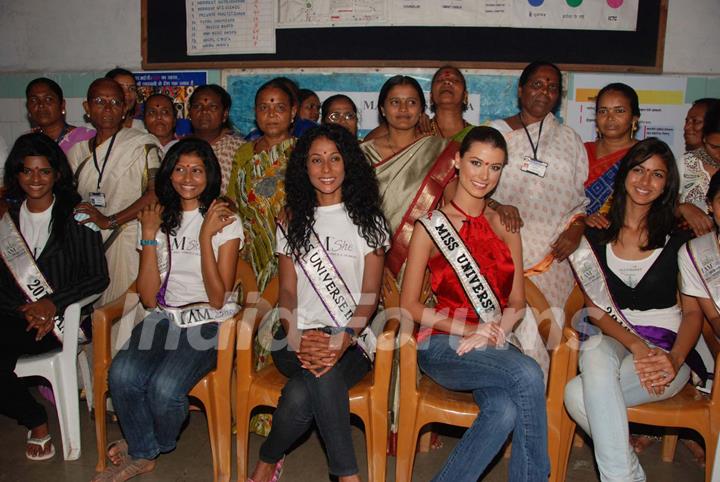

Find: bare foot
<box><xmin>630</xmin><ymin>434</ymin><xmax>655</xmax><ymax>454</ymax></box>
<box><xmin>682</xmin><ymin>439</ymin><xmax>706</xmax><ymax>467</ymax></box>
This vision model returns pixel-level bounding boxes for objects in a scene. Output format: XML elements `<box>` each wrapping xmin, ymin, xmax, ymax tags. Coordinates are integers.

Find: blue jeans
<box><xmin>108</xmin><ymin>312</ymin><xmax>218</xmax><ymax>459</ymax></box>
<box><xmin>259</xmin><ymin>326</ymin><xmax>371</xmax><ymax>476</ymax></box>
<box><xmin>417</xmin><ymin>334</ymin><xmax>549</xmax><ymax>482</ymax></box>
<box><xmin>563</xmin><ymin>335</ymin><xmax>690</xmax><ymax>482</ymax></box>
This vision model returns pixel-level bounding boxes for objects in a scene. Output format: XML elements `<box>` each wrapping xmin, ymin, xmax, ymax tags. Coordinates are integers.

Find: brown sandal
<box><xmin>107</xmin><ymin>439</ymin><xmax>129</xmax><ymax>466</ymax></box>
<box><xmin>91</xmin><ymin>457</ymin><xmax>156</xmax><ymax>482</ymax></box>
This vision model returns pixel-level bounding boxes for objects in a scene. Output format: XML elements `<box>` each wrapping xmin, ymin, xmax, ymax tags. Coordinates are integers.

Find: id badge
<box><xmin>520</xmin><ymin>157</ymin><xmax>548</xmax><ymax>178</ymax></box>
<box><xmin>89</xmin><ymin>191</ymin><xmax>106</xmax><ymax>208</ymax></box>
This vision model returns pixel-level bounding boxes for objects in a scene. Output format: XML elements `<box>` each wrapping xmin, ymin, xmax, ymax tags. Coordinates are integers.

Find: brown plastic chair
<box><xmin>394</xmin><ymin>276</ymin><xmax>579</xmax><ymax>482</ymax></box>
<box><xmin>235</xmin><ymin>271</ymin><xmax>400</xmax><ymax>482</ymax></box>
<box><xmin>92</xmin><ymin>259</ymin><xmax>255</xmax><ymax>482</ymax></box>
<box><xmin>557</xmin><ymin>288</ymin><xmax>720</xmax><ymax>482</ymax></box>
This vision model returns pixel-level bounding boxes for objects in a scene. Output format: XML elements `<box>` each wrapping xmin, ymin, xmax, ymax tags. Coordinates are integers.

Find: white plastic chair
<box><xmin>14</xmin><ymin>294</ymin><xmax>101</xmax><ymax>460</ymax></box>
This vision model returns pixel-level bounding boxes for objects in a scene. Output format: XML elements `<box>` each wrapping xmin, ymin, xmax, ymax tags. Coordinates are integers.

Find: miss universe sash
<box><xmin>685</xmin><ymin>232</ymin><xmax>720</xmax><ymax>314</ymax></box>
<box><xmin>0</xmin><ymin>213</ymin><xmax>65</xmax><ymax>342</ymax></box>
<box><xmin>569</xmin><ymin>235</ymin><xmax>710</xmax><ymax>382</ymax></box>
<box><xmin>418</xmin><ymin>210</ymin><xmax>525</xmax><ymax>350</ymax></box>
<box><xmin>419</xmin><ymin>210</ymin><xmax>502</xmax><ymax>322</ymax></box>
<box><xmin>278</xmin><ymin>224</ymin><xmax>377</xmax><ymax>362</ymax></box>
<box><xmin>155</xmin><ymin>234</ymin><xmax>240</xmax><ymax>328</ymax></box>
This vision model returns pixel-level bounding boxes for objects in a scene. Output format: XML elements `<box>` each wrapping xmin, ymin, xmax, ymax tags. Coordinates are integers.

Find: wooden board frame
<box><xmin>142</xmin><ymin>0</ymin><xmax>667</xmax><ymax>73</ymax></box>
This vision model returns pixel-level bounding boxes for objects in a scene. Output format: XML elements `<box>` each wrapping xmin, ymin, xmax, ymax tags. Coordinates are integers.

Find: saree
<box><xmin>229</xmin><ymin>138</ymin><xmax>296</xmax><ymax>436</ymax></box>
<box><xmin>490</xmin><ymin>113</ymin><xmax>589</xmax><ymax>381</ymax></box>
<box><xmin>361</xmin><ymin>127</ymin><xmax>471</xmax><ymax>276</ymax></box>
<box><xmin>584</xmin><ymin>142</ymin><xmax>629</xmax><ymax>215</ymax></box>
<box><xmin>67</xmin><ymin>127</ymin><xmax>161</xmax><ymax>305</ymax></box>
<box><xmin>212</xmin><ymin>130</ymin><xmax>246</xmax><ymax>195</ymax></box>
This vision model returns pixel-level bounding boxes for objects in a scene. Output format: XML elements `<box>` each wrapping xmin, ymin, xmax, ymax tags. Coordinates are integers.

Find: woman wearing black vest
<box><xmin>564</xmin><ymin>138</ymin><xmax>708</xmax><ymax>481</ymax></box>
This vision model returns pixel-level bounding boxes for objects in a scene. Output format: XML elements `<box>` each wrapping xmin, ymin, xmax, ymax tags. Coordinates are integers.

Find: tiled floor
<box><xmin>0</xmin><ymin>390</ymin><xmax>707</xmax><ymax>481</ymax></box>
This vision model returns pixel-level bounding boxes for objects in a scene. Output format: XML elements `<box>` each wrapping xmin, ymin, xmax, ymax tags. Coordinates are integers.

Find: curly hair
<box><xmin>155</xmin><ymin>137</ymin><xmax>221</xmax><ymax>235</ymax></box>
<box><xmin>284</xmin><ymin>124</ymin><xmax>389</xmax><ymax>255</ymax></box>
<box><xmin>598</xmin><ymin>137</ymin><xmax>680</xmax><ymax>250</ymax></box>
<box><xmin>3</xmin><ymin>133</ymin><xmax>81</xmax><ymax>241</ymax></box>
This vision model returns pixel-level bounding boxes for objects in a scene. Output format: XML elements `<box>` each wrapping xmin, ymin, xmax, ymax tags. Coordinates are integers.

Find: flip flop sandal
<box><xmin>26</xmin><ymin>431</ymin><xmax>55</xmax><ymax>461</ymax></box>
<box><xmin>107</xmin><ymin>439</ymin><xmax>129</xmax><ymax>466</ymax></box>
<box><xmin>270</xmin><ymin>457</ymin><xmax>284</xmax><ymax>482</ymax></box>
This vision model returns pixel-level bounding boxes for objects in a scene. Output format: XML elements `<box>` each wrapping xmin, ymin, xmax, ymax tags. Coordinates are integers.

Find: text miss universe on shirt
<box><xmin>138</xmin><ymin>208</ymin><xmax>244</xmax><ymax>306</ymax></box>
<box><xmin>276</xmin><ymin>202</ymin><xmax>390</xmax><ymax>330</ymax></box>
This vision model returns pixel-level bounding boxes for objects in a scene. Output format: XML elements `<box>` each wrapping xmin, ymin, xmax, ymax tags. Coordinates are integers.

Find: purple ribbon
<box><xmin>634</xmin><ymin>324</ymin><xmax>710</xmax><ymax>382</ymax></box>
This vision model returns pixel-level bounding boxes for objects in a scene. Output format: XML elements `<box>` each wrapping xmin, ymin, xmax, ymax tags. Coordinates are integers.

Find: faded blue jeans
<box><xmin>563</xmin><ymin>335</ymin><xmax>690</xmax><ymax>482</ymax></box>
<box><xmin>417</xmin><ymin>334</ymin><xmax>549</xmax><ymax>482</ymax></box>
<box><xmin>108</xmin><ymin>312</ymin><xmax>218</xmax><ymax>459</ymax></box>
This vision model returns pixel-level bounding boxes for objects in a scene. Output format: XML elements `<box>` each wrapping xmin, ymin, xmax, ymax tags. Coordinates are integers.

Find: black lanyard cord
<box><xmin>92</xmin><ymin>132</ymin><xmax>118</xmax><ymax>191</ymax></box>
<box><xmin>519</xmin><ymin>115</ymin><xmax>544</xmax><ymax>161</ymax></box>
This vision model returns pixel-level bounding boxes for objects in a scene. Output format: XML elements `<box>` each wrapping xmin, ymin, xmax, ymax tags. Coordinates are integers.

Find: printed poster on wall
<box><xmin>186</xmin><ymin>0</ymin><xmax>276</xmax><ymax>55</ymax></box>
<box><xmin>277</xmin><ymin>0</ymin><xmax>637</xmax><ymax>30</ymax></box>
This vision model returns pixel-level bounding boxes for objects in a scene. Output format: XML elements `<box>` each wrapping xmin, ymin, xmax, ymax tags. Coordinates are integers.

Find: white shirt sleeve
<box><xmin>678</xmin><ymin>243</ymin><xmax>709</xmax><ymax>298</ymax></box>
<box><xmin>212</xmin><ymin>217</ymin><xmax>244</xmax><ymax>251</ymax></box>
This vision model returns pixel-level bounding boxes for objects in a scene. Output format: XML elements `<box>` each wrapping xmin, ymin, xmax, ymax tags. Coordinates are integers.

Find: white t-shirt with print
<box><xmin>20</xmin><ymin>199</ymin><xmax>54</xmax><ymax>258</ymax></box>
<box><xmin>141</xmin><ymin>208</ymin><xmax>243</xmax><ymax>306</ymax></box>
<box><xmin>276</xmin><ymin>203</ymin><xmax>390</xmax><ymax>330</ymax></box>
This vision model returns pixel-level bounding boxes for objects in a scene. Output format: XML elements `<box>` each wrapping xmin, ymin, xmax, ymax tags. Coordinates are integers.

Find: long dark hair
<box><xmin>598</xmin><ymin>137</ymin><xmax>679</xmax><ymax>250</ymax></box>
<box><xmin>284</xmin><ymin>124</ymin><xmax>389</xmax><ymax>254</ymax></box>
<box><xmin>3</xmin><ymin>133</ymin><xmax>81</xmax><ymax>241</ymax></box>
<box><xmin>155</xmin><ymin>138</ymin><xmax>221</xmax><ymax>235</ymax></box>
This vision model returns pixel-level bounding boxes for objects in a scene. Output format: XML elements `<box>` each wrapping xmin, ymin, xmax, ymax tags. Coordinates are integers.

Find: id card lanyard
<box><xmin>92</xmin><ymin>132</ymin><xmax>118</xmax><ymax>191</ymax></box>
<box><xmin>520</xmin><ymin>115</ymin><xmax>544</xmax><ymax>162</ymax></box>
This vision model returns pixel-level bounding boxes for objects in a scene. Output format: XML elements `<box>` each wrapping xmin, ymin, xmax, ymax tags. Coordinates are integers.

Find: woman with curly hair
<box><xmin>248</xmin><ymin>124</ymin><xmax>390</xmax><ymax>482</ymax></box>
<box><xmin>95</xmin><ymin>138</ymin><xmax>242</xmax><ymax>482</ymax></box>
<box><xmin>0</xmin><ymin>133</ymin><xmax>108</xmax><ymax>460</ymax></box>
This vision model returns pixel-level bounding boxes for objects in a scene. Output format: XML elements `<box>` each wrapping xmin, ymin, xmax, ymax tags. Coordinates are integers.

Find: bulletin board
<box><xmin>142</xmin><ymin>0</ymin><xmax>667</xmax><ymax>73</ymax></box>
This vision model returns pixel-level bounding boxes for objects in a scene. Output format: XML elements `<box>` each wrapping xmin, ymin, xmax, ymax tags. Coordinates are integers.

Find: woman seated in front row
<box><xmin>94</xmin><ymin>138</ymin><xmax>242</xmax><ymax>482</ymax></box>
<box><xmin>0</xmin><ymin>133</ymin><xmax>108</xmax><ymax>461</ymax></box>
<box><xmin>400</xmin><ymin>126</ymin><xmax>549</xmax><ymax>482</ymax></box>
<box><xmin>564</xmin><ymin>138</ymin><xmax>711</xmax><ymax>481</ymax></box>
<box><xmin>248</xmin><ymin>124</ymin><xmax>389</xmax><ymax>482</ymax></box>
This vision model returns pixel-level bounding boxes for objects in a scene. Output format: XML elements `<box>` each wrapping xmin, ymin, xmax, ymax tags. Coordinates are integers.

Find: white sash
<box><xmin>419</xmin><ymin>210</ymin><xmax>528</xmax><ymax>350</ymax></box>
<box><xmin>155</xmin><ymin>234</ymin><xmax>240</xmax><ymax>328</ymax></box>
<box><xmin>686</xmin><ymin>232</ymin><xmax>720</xmax><ymax>314</ymax></box>
<box><xmin>418</xmin><ymin>210</ymin><xmax>502</xmax><ymax>322</ymax></box>
<box><xmin>0</xmin><ymin>213</ymin><xmax>64</xmax><ymax>341</ymax></box>
<box><xmin>568</xmin><ymin>236</ymin><xmax>651</xmax><ymax>343</ymax></box>
<box><xmin>281</xmin><ymin>225</ymin><xmax>377</xmax><ymax>362</ymax></box>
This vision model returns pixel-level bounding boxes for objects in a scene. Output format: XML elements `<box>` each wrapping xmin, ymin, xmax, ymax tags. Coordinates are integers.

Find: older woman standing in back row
<box><xmin>67</xmin><ymin>78</ymin><xmax>161</xmax><ymax>304</ymax></box>
<box><xmin>488</xmin><ymin>61</ymin><xmax>588</xmax><ymax>376</ymax></box>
